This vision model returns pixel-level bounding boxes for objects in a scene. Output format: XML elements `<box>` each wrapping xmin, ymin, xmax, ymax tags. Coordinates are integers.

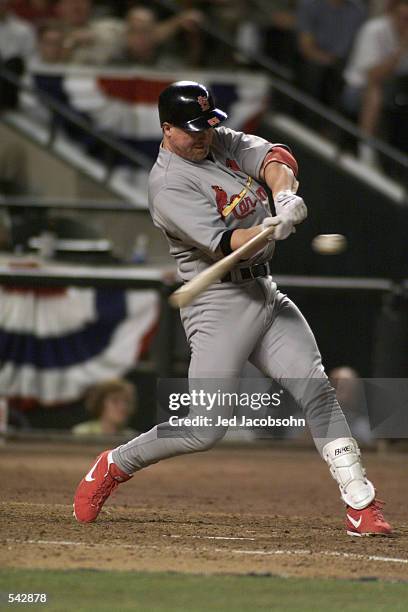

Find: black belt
<box><xmin>221</xmin><ymin>261</ymin><xmax>271</xmax><ymax>283</ymax></box>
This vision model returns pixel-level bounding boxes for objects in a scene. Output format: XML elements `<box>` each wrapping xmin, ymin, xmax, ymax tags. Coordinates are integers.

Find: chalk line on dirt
<box><xmin>164</xmin><ymin>535</ymin><xmax>256</xmax><ymax>541</ymax></box>
<box><xmin>227</xmin><ymin>549</ymin><xmax>408</xmax><ymax>565</ymax></box>
<box><xmin>4</xmin><ymin>539</ymin><xmax>408</xmax><ymax>565</ymax></box>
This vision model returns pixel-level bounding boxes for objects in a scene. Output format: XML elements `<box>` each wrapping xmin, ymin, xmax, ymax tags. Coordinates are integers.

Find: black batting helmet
<box><xmin>158</xmin><ymin>81</ymin><xmax>228</xmax><ymax>132</ymax></box>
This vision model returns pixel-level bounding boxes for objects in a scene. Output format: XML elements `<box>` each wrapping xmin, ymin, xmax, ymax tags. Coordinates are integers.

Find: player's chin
<box><xmin>190</xmin><ymin>148</ymin><xmax>209</xmax><ymax>161</ymax></box>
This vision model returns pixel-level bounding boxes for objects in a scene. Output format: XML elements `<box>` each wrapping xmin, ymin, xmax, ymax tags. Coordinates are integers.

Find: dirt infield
<box><xmin>1</xmin><ymin>441</ymin><xmax>407</xmax><ymax>580</ymax></box>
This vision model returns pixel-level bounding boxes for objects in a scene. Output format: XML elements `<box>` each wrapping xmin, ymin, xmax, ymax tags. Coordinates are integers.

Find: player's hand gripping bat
<box><xmin>169</xmin><ymin>181</ymin><xmax>299</xmax><ymax>309</ymax></box>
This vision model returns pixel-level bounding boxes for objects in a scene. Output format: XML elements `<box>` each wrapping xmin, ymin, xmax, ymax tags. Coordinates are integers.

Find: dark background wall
<box><xmin>260</xmin><ymin>122</ymin><xmax>408</xmax><ymax>279</ymax></box>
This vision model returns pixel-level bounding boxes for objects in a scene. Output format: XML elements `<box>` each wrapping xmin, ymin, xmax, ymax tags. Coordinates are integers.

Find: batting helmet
<box><xmin>158</xmin><ymin>81</ymin><xmax>228</xmax><ymax>132</ymax></box>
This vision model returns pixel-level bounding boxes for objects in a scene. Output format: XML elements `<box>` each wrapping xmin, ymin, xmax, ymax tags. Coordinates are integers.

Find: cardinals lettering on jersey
<box><xmin>211</xmin><ymin>185</ymin><xmax>257</xmax><ymax>219</ymax></box>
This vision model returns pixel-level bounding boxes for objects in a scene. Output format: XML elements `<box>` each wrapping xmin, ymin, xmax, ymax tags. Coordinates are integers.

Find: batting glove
<box><xmin>274</xmin><ymin>190</ymin><xmax>307</xmax><ymax>225</ymax></box>
<box><xmin>262</xmin><ymin>215</ymin><xmax>294</xmax><ymax>241</ymax></box>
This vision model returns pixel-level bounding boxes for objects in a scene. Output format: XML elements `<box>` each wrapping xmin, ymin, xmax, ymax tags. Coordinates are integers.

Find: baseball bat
<box><xmin>168</xmin><ymin>180</ymin><xmax>299</xmax><ymax>309</ymax></box>
<box><xmin>168</xmin><ymin>225</ymin><xmax>276</xmax><ymax>308</ymax></box>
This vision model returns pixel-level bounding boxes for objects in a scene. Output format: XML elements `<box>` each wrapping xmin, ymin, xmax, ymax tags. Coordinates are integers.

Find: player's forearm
<box><xmin>230</xmin><ymin>164</ymin><xmax>299</xmax><ymax>255</ymax></box>
<box><xmin>230</xmin><ymin>226</ymin><xmax>265</xmax><ymax>254</ymax></box>
<box><xmin>230</xmin><ymin>214</ymin><xmax>295</xmax><ymax>258</ymax></box>
<box><xmin>263</xmin><ymin>162</ymin><xmax>296</xmax><ymax>198</ymax></box>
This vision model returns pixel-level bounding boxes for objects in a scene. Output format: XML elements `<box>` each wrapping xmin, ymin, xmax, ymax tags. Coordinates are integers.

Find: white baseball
<box><xmin>311</xmin><ymin>234</ymin><xmax>347</xmax><ymax>255</ymax></box>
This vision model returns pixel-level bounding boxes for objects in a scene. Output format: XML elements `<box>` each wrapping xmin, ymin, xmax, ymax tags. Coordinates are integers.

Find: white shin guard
<box><xmin>322</xmin><ymin>437</ymin><xmax>375</xmax><ymax>510</ymax></box>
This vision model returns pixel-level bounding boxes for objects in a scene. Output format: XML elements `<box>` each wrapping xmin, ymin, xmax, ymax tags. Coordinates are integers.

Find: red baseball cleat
<box><xmin>73</xmin><ymin>450</ymin><xmax>132</xmax><ymax>523</ymax></box>
<box><xmin>346</xmin><ymin>499</ymin><xmax>392</xmax><ymax>537</ymax></box>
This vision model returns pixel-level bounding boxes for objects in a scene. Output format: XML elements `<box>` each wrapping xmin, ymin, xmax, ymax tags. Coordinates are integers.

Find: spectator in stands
<box><xmin>151</xmin><ymin>6</ymin><xmax>203</xmax><ymax>67</ymax></box>
<box><xmin>297</xmin><ymin>0</ymin><xmax>366</xmax><ymax>108</ymax></box>
<box><xmin>329</xmin><ymin>366</ymin><xmax>372</xmax><ymax>444</ymax></box>
<box><xmin>55</xmin><ymin>0</ymin><xmax>124</xmax><ymax>64</ymax></box>
<box><xmin>112</xmin><ymin>5</ymin><xmax>203</xmax><ymax>68</ymax></box>
<box><xmin>343</xmin><ymin>0</ymin><xmax>408</xmax><ymax>160</ymax></box>
<box><xmin>10</xmin><ymin>0</ymin><xmax>55</xmax><ymax>24</ymax></box>
<box><xmin>251</xmin><ymin>0</ymin><xmax>298</xmax><ymax>69</ymax></box>
<box><xmin>111</xmin><ymin>6</ymin><xmax>161</xmax><ymax>66</ymax></box>
<box><xmin>30</xmin><ymin>21</ymin><xmax>68</xmax><ymax>65</ymax></box>
<box><xmin>0</xmin><ymin>0</ymin><xmax>36</xmax><ymax>62</ymax></box>
<box><xmin>72</xmin><ymin>378</ymin><xmax>137</xmax><ymax>436</ymax></box>
<box><xmin>368</xmin><ymin>0</ymin><xmax>395</xmax><ymax>17</ymax></box>
<box><xmin>185</xmin><ymin>0</ymin><xmax>248</xmax><ymax>66</ymax></box>
<box><xmin>55</xmin><ymin>0</ymin><xmax>93</xmax><ymax>29</ymax></box>
<box><xmin>110</xmin><ymin>5</ymin><xmax>202</xmax><ymax>68</ymax></box>
<box><xmin>0</xmin><ymin>0</ymin><xmax>36</xmax><ymax>108</ymax></box>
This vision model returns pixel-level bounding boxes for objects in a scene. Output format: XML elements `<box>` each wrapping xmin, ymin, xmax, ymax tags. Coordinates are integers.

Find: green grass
<box><xmin>0</xmin><ymin>570</ymin><xmax>407</xmax><ymax>612</ymax></box>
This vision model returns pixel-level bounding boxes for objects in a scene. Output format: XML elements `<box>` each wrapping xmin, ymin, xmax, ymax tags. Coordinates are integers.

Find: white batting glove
<box><xmin>274</xmin><ymin>190</ymin><xmax>307</xmax><ymax>225</ymax></box>
<box><xmin>262</xmin><ymin>215</ymin><xmax>294</xmax><ymax>241</ymax></box>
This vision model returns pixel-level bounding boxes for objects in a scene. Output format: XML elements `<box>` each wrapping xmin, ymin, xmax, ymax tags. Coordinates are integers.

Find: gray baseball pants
<box><xmin>112</xmin><ymin>278</ymin><xmax>351</xmax><ymax>474</ymax></box>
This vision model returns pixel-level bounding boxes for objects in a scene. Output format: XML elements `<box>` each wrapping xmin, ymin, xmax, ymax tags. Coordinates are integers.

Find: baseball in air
<box><xmin>311</xmin><ymin>234</ymin><xmax>347</xmax><ymax>255</ymax></box>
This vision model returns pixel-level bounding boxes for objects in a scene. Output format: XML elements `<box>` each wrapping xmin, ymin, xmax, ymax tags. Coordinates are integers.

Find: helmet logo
<box><xmin>197</xmin><ymin>95</ymin><xmax>210</xmax><ymax>111</ymax></box>
<box><xmin>207</xmin><ymin>117</ymin><xmax>220</xmax><ymax>126</ymax></box>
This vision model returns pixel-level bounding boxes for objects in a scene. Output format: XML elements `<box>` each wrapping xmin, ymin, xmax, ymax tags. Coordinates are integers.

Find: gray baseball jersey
<box><xmin>148</xmin><ymin>126</ymin><xmax>279</xmax><ymax>281</ymax></box>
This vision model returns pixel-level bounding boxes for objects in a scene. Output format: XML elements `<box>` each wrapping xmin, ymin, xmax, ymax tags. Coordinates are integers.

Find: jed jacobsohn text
<box><xmin>168</xmin><ymin>390</ymin><xmax>283</xmax><ymax>411</ymax></box>
<box><xmin>168</xmin><ymin>415</ymin><xmax>306</xmax><ymax>428</ymax></box>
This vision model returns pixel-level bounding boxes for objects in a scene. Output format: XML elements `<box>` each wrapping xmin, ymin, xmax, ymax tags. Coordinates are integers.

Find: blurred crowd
<box><xmin>72</xmin><ymin>378</ymin><xmax>137</xmax><ymax>436</ymax></box>
<box><xmin>0</xmin><ymin>0</ymin><xmax>407</xmax><ymax>156</ymax></box>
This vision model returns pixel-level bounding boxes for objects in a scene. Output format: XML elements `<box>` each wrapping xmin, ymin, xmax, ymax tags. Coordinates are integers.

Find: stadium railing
<box><xmin>0</xmin><ymin>65</ymin><xmax>153</xmax><ymax>182</ymax></box>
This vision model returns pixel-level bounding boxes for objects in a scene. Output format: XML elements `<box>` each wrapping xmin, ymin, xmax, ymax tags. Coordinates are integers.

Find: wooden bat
<box><xmin>168</xmin><ymin>226</ymin><xmax>275</xmax><ymax>308</ymax></box>
<box><xmin>169</xmin><ymin>180</ymin><xmax>299</xmax><ymax>309</ymax></box>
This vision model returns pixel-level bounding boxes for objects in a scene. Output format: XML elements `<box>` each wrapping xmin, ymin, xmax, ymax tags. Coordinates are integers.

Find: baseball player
<box><xmin>74</xmin><ymin>81</ymin><xmax>391</xmax><ymax>537</ymax></box>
